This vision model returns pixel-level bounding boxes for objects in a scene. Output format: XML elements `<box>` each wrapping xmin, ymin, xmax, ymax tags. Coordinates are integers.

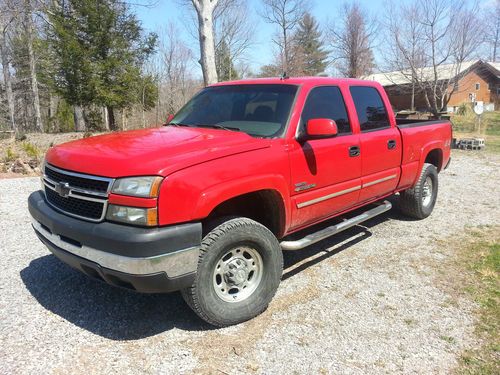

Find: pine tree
<box><xmin>215</xmin><ymin>39</ymin><xmax>239</xmax><ymax>81</ymax></box>
<box><xmin>294</xmin><ymin>13</ymin><xmax>328</xmax><ymax>76</ymax></box>
<box><xmin>46</xmin><ymin>0</ymin><xmax>157</xmax><ymax>130</ymax></box>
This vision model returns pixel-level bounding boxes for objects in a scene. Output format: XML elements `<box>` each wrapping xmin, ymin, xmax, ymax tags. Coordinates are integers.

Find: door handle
<box><xmin>388</xmin><ymin>139</ymin><xmax>396</xmax><ymax>149</ymax></box>
<box><xmin>349</xmin><ymin>146</ymin><xmax>360</xmax><ymax>157</ymax></box>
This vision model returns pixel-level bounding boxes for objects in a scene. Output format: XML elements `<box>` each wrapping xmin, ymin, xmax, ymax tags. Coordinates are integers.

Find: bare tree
<box><xmin>158</xmin><ymin>23</ymin><xmax>194</xmax><ymax>114</ymax></box>
<box><xmin>384</xmin><ymin>0</ymin><xmax>481</xmax><ymax>116</ymax></box>
<box><xmin>327</xmin><ymin>2</ymin><xmax>377</xmax><ymax>78</ymax></box>
<box><xmin>261</xmin><ymin>0</ymin><xmax>307</xmax><ymax>73</ymax></box>
<box><xmin>485</xmin><ymin>0</ymin><xmax>500</xmax><ymax>62</ymax></box>
<box><xmin>24</xmin><ymin>0</ymin><xmax>43</xmax><ymax>132</ymax></box>
<box><xmin>189</xmin><ymin>0</ymin><xmax>219</xmax><ymax>86</ymax></box>
<box><xmin>383</xmin><ymin>1</ymin><xmax>426</xmax><ymax>110</ymax></box>
<box><xmin>0</xmin><ymin>0</ymin><xmax>17</xmax><ymax>135</ymax></box>
<box><xmin>213</xmin><ymin>0</ymin><xmax>253</xmax><ymax>80</ymax></box>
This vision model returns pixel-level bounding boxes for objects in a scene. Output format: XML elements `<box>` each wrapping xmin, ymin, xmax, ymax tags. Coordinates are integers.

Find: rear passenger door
<box><xmin>349</xmin><ymin>86</ymin><xmax>402</xmax><ymax>202</ymax></box>
<box><xmin>290</xmin><ymin>86</ymin><xmax>361</xmax><ymax>229</ymax></box>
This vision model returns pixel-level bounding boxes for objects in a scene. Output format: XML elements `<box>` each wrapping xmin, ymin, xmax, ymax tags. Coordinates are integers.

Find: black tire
<box><xmin>399</xmin><ymin>163</ymin><xmax>438</xmax><ymax>219</ymax></box>
<box><xmin>181</xmin><ymin>217</ymin><xmax>283</xmax><ymax>327</ymax></box>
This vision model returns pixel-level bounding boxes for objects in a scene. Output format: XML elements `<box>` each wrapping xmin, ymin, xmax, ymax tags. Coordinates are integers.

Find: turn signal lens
<box><xmin>111</xmin><ymin>176</ymin><xmax>163</xmax><ymax>198</ymax></box>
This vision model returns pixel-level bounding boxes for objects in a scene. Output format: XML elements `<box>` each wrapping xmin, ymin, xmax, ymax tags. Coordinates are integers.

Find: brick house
<box><xmin>364</xmin><ymin>60</ymin><xmax>500</xmax><ymax>113</ymax></box>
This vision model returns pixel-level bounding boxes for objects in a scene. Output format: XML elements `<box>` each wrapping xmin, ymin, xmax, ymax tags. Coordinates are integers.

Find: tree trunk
<box><xmin>107</xmin><ymin>106</ymin><xmax>117</xmax><ymax>131</ymax></box>
<box><xmin>196</xmin><ymin>1</ymin><xmax>218</xmax><ymax>86</ymax></box>
<box><xmin>49</xmin><ymin>94</ymin><xmax>58</xmax><ymax>132</ymax></box>
<box><xmin>103</xmin><ymin>107</ymin><xmax>110</xmax><ymax>130</ymax></box>
<box><xmin>24</xmin><ymin>0</ymin><xmax>43</xmax><ymax>133</ymax></box>
<box><xmin>74</xmin><ymin>105</ymin><xmax>86</xmax><ymax>132</ymax></box>
<box><xmin>0</xmin><ymin>33</ymin><xmax>16</xmax><ymax>136</ymax></box>
<box><xmin>411</xmin><ymin>79</ymin><xmax>415</xmax><ymax>111</ymax></box>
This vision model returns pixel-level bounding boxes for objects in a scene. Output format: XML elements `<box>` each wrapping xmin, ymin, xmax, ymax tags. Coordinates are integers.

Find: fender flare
<box><xmin>192</xmin><ymin>174</ymin><xmax>291</xmax><ymax>232</ymax></box>
<box><xmin>413</xmin><ymin>141</ymin><xmax>444</xmax><ymax>186</ymax></box>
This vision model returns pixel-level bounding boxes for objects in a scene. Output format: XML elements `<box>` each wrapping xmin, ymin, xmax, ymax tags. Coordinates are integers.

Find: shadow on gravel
<box><xmin>20</xmin><ymin>256</ymin><xmax>214</xmax><ymax>340</ymax></box>
<box><xmin>281</xmin><ymin>198</ymin><xmax>412</xmax><ymax>279</ymax></box>
<box><xmin>21</xmin><ymin>202</ymin><xmax>405</xmax><ymax>340</ymax></box>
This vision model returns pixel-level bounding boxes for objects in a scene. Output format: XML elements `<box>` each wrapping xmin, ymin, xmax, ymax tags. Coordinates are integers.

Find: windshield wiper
<box><xmin>197</xmin><ymin>124</ymin><xmax>241</xmax><ymax>132</ymax></box>
<box><xmin>167</xmin><ymin>122</ymin><xmax>191</xmax><ymax>127</ymax></box>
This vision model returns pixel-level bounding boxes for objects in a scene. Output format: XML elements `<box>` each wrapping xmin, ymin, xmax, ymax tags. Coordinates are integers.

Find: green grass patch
<box><xmin>456</xmin><ymin>232</ymin><xmax>499</xmax><ymax>375</ymax></box>
<box><xmin>21</xmin><ymin>142</ymin><xmax>40</xmax><ymax>158</ymax></box>
<box><xmin>453</xmin><ymin>111</ymin><xmax>500</xmax><ymax>154</ymax></box>
<box><xmin>4</xmin><ymin>147</ymin><xmax>17</xmax><ymax>162</ymax></box>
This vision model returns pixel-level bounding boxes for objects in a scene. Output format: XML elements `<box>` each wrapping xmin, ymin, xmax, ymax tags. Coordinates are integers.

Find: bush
<box><xmin>22</xmin><ymin>142</ymin><xmax>40</xmax><ymax>158</ymax></box>
<box><xmin>456</xmin><ymin>103</ymin><xmax>471</xmax><ymax>116</ymax></box>
<box><xmin>5</xmin><ymin>147</ymin><xmax>18</xmax><ymax>162</ymax></box>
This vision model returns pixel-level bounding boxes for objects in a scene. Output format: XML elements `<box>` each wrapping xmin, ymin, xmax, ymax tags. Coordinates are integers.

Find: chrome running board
<box><xmin>280</xmin><ymin>201</ymin><xmax>392</xmax><ymax>251</ymax></box>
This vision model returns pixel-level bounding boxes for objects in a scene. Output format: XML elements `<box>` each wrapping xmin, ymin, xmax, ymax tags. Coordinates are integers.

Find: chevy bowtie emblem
<box><xmin>54</xmin><ymin>182</ymin><xmax>71</xmax><ymax>198</ymax></box>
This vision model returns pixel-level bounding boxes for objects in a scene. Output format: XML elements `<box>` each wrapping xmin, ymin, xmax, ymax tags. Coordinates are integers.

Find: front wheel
<box><xmin>181</xmin><ymin>217</ymin><xmax>283</xmax><ymax>327</ymax></box>
<box><xmin>399</xmin><ymin>163</ymin><xmax>439</xmax><ymax>219</ymax></box>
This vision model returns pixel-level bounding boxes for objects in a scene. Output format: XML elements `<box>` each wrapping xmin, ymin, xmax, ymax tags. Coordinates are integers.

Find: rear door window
<box><xmin>349</xmin><ymin>86</ymin><xmax>390</xmax><ymax>132</ymax></box>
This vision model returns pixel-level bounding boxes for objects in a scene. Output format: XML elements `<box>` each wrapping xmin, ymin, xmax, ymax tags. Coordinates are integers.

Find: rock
<box><xmin>27</xmin><ymin>158</ymin><xmax>39</xmax><ymax>169</ymax></box>
<box><xmin>9</xmin><ymin>159</ymin><xmax>28</xmax><ymax>174</ymax></box>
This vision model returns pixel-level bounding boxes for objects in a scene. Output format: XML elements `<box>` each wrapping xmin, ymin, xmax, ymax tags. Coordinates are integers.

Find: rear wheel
<box><xmin>399</xmin><ymin>163</ymin><xmax>438</xmax><ymax>219</ymax></box>
<box><xmin>181</xmin><ymin>217</ymin><xmax>283</xmax><ymax>327</ymax></box>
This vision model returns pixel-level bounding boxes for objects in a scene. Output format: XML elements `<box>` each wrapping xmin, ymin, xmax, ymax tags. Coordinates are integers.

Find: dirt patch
<box><xmin>0</xmin><ymin>132</ymin><xmax>99</xmax><ymax>176</ymax></box>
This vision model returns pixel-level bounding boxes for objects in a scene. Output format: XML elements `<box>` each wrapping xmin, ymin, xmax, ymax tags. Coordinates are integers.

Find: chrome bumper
<box><xmin>32</xmin><ymin>218</ymin><xmax>200</xmax><ymax>277</ymax></box>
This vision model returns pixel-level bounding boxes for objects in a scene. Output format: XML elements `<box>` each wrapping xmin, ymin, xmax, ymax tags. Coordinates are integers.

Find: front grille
<box><xmin>45</xmin><ymin>188</ymin><xmax>104</xmax><ymax>220</ymax></box>
<box><xmin>45</xmin><ymin>165</ymin><xmax>110</xmax><ymax>193</ymax></box>
<box><xmin>43</xmin><ymin>164</ymin><xmax>113</xmax><ymax>221</ymax></box>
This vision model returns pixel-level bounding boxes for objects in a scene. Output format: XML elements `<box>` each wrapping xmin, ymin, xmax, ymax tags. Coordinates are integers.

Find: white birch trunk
<box><xmin>193</xmin><ymin>0</ymin><xmax>218</xmax><ymax>86</ymax></box>
<box><xmin>74</xmin><ymin>105</ymin><xmax>86</xmax><ymax>132</ymax></box>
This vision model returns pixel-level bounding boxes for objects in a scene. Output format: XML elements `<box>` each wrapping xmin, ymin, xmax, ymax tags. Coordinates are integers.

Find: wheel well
<box><xmin>425</xmin><ymin>149</ymin><xmax>443</xmax><ymax>172</ymax></box>
<box><xmin>204</xmin><ymin>190</ymin><xmax>286</xmax><ymax>238</ymax></box>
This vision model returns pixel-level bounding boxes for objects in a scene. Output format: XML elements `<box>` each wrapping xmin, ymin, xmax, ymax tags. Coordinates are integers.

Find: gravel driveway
<box><xmin>1</xmin><ymin>151</ymin><xmax>499</xmax><ymax>375</ymax></box>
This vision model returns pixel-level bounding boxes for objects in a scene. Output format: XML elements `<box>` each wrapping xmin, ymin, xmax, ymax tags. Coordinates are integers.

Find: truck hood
<box><xmin>45</xmin><ymin>126</ymin><xmax>271</xmax><ymax>177</ymax></box>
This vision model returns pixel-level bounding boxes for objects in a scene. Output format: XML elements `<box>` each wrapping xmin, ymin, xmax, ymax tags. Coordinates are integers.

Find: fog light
<box><xmin>106</xmin><ymin>204</ymin><xmax>158</xmax><ymax>226</ymax></box>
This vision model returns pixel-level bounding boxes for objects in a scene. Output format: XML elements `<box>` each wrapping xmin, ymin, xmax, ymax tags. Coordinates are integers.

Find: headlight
<box><xmin>106</xmin><ymin>204</ymin><xmax>158</xmax><ymax>226</ymax></box>
<box><xmin>111</xmin><ymin>176</ymin><xmax>163</xmax><ymax>198</ymax></box>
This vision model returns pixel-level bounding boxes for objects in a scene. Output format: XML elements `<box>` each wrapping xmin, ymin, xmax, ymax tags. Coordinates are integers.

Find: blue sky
<box><xmin>132</xmin><ymin>0</ymin><xmax>491</xmax><ymax>76</ymax></box>
<box><xmin>133</xmin><ymin>0</ymin><xmax>387</xmax><ymax>75</ymax></box>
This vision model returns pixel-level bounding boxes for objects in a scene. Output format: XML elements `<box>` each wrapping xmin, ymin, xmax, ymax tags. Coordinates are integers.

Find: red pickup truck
<box><xmin>29</xmin><ymin>77</ymin><xmax>451</xmax><ymax>326</ymax></box>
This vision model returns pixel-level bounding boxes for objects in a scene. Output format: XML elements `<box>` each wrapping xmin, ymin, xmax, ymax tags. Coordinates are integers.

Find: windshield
<box><xmin>170</xmin><ymin>84</ymin><xmax>298</xmax><ymax>138</ymax></box>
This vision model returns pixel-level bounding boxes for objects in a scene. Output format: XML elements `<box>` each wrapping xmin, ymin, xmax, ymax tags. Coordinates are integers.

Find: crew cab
<box><xmin>28</xmin><ymin>77</ymin><xmax>452</xmax><ymax>327</ymax></box>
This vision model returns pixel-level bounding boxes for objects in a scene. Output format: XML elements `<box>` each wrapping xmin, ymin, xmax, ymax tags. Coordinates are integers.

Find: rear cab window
<box><xmin>301</xmin><ymin>86</ymin><xmax>352</xmax><ymax>135</ymax></box>
<box><xmin>349</xmin><ymin>86</ymin><xmax>390</xmax><ymax>132</ymax></box>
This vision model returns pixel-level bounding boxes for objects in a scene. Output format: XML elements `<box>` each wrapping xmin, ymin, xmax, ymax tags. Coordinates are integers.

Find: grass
<box><xmin>453</xmin><ymin>229</ymin><xmax>500</xmax><ymax>375</ymax></box>
<box><xmin>4</xmin><ymin>147</ymin><xmax>17</xmax><ymax>162</ymax></box>
<box><xmin>452</xmin><ymin>111</ymin><xmax>500</xmax><ymax>154</ymax></box>
<box><xmin>21</xmin><ymin>142</ymin><xmax>39</xmax><ymax>158</ymax></box>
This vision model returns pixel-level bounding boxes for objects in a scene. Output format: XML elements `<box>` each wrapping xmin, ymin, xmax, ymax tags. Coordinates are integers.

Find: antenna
<box><xmin>280</xmin><ymin>72</ymin><xmax>289</xmax><ymax>80</ymax></box>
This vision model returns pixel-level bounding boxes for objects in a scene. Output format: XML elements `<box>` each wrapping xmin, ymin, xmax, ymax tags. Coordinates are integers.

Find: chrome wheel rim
<box><xmin>213</xmin><ymin>246</ymin><xmax>263</xmax><ymax>303</ymax></box>
<box><xmin>422</xmin><ymin>176</ymin><xmax>433</xmax><ymax>207</ymax></box>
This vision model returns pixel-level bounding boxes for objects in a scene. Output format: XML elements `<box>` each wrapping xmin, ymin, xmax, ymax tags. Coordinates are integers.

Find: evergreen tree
<box><xmin>47</xmin><ymin>0</ymin><xmax>157</xmax><ymax>130</ymax></box>
<box><xmin>215</xmin><ymin>39</ymin><xmax>239</xmax><ymax>81</ymax></box>
<box><xmin>294</xmin><ymin>13</ymin><xmax>328</xmax><ymax>76</ymax></box>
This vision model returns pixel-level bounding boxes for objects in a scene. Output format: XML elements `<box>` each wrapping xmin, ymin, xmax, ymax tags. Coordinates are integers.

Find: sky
<box><xmin>132</xmin><ymin>0</ymin><xmax>387</xmax><ymax>75</ymax></box>
<box><xmin>132</xmin><ymin>0</ymin><xmax>493</xmax><ymax>77</ymax></box>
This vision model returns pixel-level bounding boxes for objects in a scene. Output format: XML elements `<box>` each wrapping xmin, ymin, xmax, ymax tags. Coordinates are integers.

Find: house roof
<box><xmin>363</xmin><ymin>60</ymin><xmax>499</xmax><ymax>86</ymax></box>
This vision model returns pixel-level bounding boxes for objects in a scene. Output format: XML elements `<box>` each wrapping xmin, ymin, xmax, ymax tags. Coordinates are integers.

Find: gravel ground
<box><xmin>0</xmin><ymin>150</ymin><xmax>499</xmax><ymax>375</ymax></box>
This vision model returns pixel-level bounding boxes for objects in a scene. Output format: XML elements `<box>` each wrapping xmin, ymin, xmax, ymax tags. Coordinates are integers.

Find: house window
<box><xmin>475</xmin><ymin>83</ymin><xmax>480</xmax><ymax>90</ymax></box>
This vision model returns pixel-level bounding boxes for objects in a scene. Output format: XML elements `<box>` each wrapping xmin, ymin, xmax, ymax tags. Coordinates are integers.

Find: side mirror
<box><xmin>166</xmin><ymin>114</ymin><xmax>174</xmax><ymax>124</ymax></box>
<box><xmin>303</xmin><ymin>118</ymin><xmax>338</xmax><ymax>140</ymax></box>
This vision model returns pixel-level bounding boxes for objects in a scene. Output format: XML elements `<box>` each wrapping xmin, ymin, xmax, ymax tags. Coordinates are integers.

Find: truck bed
<box><xmin>396</xmin><ymin>118</ymin><xmax>448</xmax><ymax>129</ymax></box>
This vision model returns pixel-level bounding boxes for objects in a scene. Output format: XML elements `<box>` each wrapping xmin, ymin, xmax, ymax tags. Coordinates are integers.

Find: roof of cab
<box><xmin>210</xmin><ymin>76</ymin><xmax>377</xmax><ymax>87</ymax></box>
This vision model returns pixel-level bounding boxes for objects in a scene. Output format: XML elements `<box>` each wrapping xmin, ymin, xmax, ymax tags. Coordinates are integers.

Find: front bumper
<box><xmin>28</xmin><ymin>191</ymin><xmax>202</xmax><ymax>293</ymax></box>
